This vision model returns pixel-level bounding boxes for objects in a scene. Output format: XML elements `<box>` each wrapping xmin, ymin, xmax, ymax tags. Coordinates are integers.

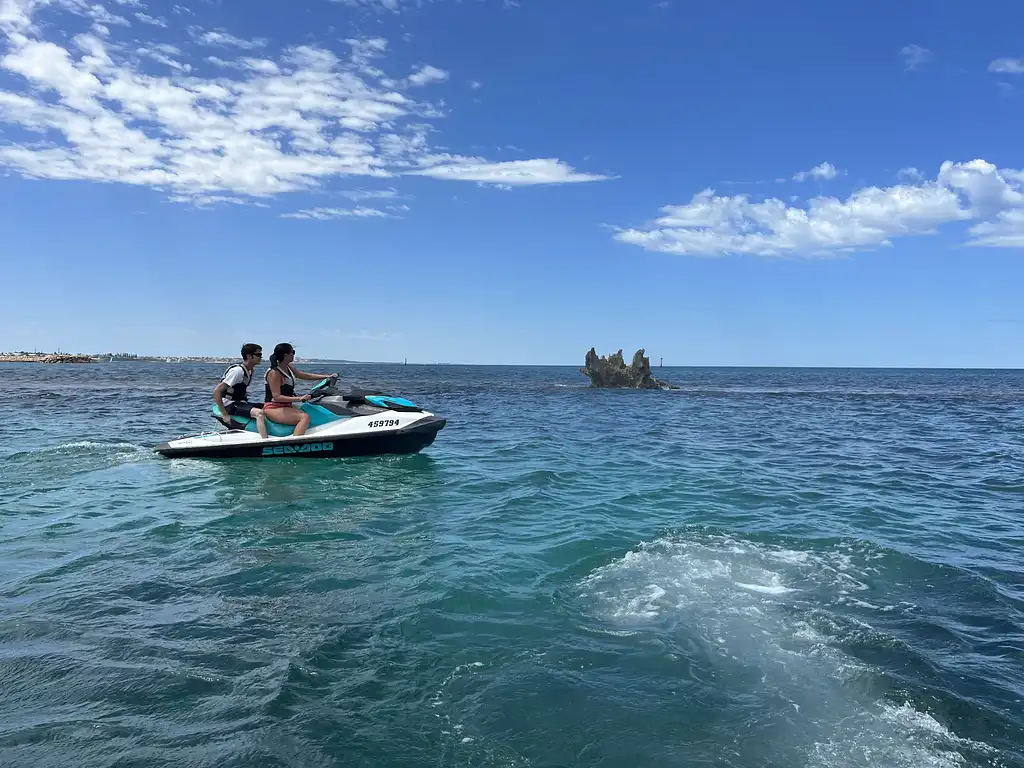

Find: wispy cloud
<box><xmin>898</xmin><ymin>167</ymin><xmax>923</xmax><ymax>181</ymax></box>
<box><xmin>969</xmin><ymin>209</ymin><xmax>1024</xmax><ymax>247</ymax></box>
<box><xmin>136</xmin><ymin>43</ymin><xmax>193</xmax><ymax>72</ymax></box>
<box><xmin>988</xmin><ymin>58</ymin><xmax>1024</xmax><ymax>75</ymax></box>
<box><xmin>793</xmin><ymin>161</ymin><xmax>840</xmax><ymax>182</ymax></box>
<box><xmin>190</xmin><ymin>28</ymin><xmax>267</xmax><ymax>49</ymax></box>
<box><xmin>341</xmin><ymin>187</ymin><xmax>400</xmax><ymax>201</ymax></box>
<box><xmin>328</xmin><ymin>0</ymin><xmax>517</xmax><ymax>13</ymax></box>
<box><xmin>410</xmin><ymin>158</ymin><xmax>610</xmax><ymax>185</ymax></box>
<box><xmin>0</xmin><ymin>2</ymin><xmax>607</xmax><ymax>204</ymax></box>
<box><xmin>899</xmin><ymin>44</ymin><xmax>932</xmax><ymax>71</ymax></box>
<box><xmin>612</xmin><ymin>160</ymin><xmax>1024</xmax><ymax>257</ymax></box>
<box><xmin>169</xmin><ymin>193</ymin><xmax>266</xmax><ymax>207</ymax></box>
<box><xmin>330</xmin><ymin>0</ymin><xmax>404</xmax><ymax>11</ymax></box>
<box><xmin>135</xmin><ymin>12</ymin><xmax>167</xmax><ymax>27</ymax></box>
<box><xmin>281</xmin><ymin>206</ymin><xmax>394</xmax><ymax>219</ymax></box>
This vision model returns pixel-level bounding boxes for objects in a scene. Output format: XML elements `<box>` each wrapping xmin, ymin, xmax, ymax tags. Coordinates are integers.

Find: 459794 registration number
<box><xmin>368</xmin><ymin>419</ymin><xmax>400</xmax><ymax>428</ymax></box>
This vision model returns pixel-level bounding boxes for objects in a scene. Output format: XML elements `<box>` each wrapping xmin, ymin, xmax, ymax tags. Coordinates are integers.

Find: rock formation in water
<box><xmin>579</xmin><ymin>348</ymin><xmax>676</xmax><ymax>389</ymax></box>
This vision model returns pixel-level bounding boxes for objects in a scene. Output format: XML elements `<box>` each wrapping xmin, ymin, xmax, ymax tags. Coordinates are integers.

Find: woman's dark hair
<box><xmin>269</xmin><ymin>342</ymin><xmax>294</xmax><ymax>370</ymax></box>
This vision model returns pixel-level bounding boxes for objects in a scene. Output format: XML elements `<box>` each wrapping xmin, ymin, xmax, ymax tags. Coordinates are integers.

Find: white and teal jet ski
<box><xmin>154</xmin><ymin>380</ymin><xmax>446</xmax><ymax>459</ymax></box>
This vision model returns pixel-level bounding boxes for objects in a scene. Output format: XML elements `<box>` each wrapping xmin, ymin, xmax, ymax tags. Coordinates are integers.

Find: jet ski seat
<box><xmin>210</xmin><ymin>403</ymin><xmax>341</xmax><ymax>437</ymax></box>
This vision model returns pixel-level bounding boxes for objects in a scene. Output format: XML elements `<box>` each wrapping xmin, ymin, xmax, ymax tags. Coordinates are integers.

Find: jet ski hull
<box><xmin>154</xmin><ymin>414</ymin><xmax>446</xmax><ymax>460</ymax></box>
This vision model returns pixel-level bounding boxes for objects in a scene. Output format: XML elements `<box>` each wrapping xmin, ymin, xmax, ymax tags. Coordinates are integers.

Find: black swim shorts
<box><xmin>225</xmin><ymin>401</ymin><xmax>263</xmax><ymax>417</ymax></box>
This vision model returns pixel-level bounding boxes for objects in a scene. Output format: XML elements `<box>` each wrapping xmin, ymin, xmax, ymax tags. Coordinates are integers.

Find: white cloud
<box><xmin>793</xmin><ymin>161</ymin><xmax>839</xmax><ymax>182</ymax></box>
<box><xmin>341</xmin><ymin>186</ymin><xmax>398</xmax><ymax>200</ymax></box>
<box><xmin>406</xmin><ymin>64</ymin><xmax>448</xmax><ymax>87</ymax></box>
<box><xmin>282</xmin><ymin>206</ymin><xmax>393</xmax><ymax>219</ymax></box>
<box><xmin>87</xmin><ymin>3</ymin><xmax>129</xmax><ymax>26</ymax></box>
<box><xmin>900</xmin><ymin>44</ymin><xmax>932</xmax><ymax>71</ymax></box>
<box><xmin>135</xmin><ymin>44</ymin><xmax>192</xmax><ymax>72</ymax></box>
<box><xmin>169</xmin><ymin>193</ymin><xmax>263</xmax><ymax>207</ymax></box>
<box><xmin>329</xmin><ymin>0</ymin><xmax>518</xmax><ymax>14</ymax></box>
<box><xmin>469</xmin><ymin>80</ymin><xmax>481</xmax><ymax>90</ymax></box>
<box><xmin>0</xmin><ymin>0</ymin><xmax>39</xmax><ymax>33</ymax></box>
<box><xmin>240</xmin><ymin>57</ymin><xmax>279</xmax><ymax>75</ymax></box>
<box><xmin>190</xmin><ymin>28</ymin><xmax>266</xmax><ymax>50</ymax></box>
<box><xmin>7</xmin><ymin>0</ymin><xmax>133</xmax><ymax>29</ymax></box>
<box><xmin>205</xmin><ymin>55</ymin><xmax>280</xmax><ymax>75</ymax></box>
<box><xmin>0</xmin><ymin>3</ymin><xmax>604</xmax><ymax>202</ymax></box>
<box><xmin>968</xmin><ymin>209</ymin><xmax>1024</xmax><ymax>247</ymax></box>
<box><xmin>612</xmin><ymin>159</ymin><xmax>1024</xmax><ymax>258</ymax></box>
<box><xmin>329</xmin><ymin>0</ymin><xmax>410</xmax><ymax>11</ymax></box>
<box><xmin>135</xmin><ymin>12</ymin><xmax>166</xmax><ymax>26</ymax></box>
<box><xmin>936</xmin><ymin>159</ymin><xmax>1024</xmax><ymax>217</ymax></box>
<box><xmin>898</xmin><ymin>167</ymin><xmax>923</xmax><ymax>181</ymax></box>
<box><xmin>410</xmin><ymin>157</ymin><xmax>610</xmax><ymax>185</ymax></box>
<box><xmin>988</xmin><ymin>58</ymin><xmax>1024</xmax><ymax>75</ymax></box>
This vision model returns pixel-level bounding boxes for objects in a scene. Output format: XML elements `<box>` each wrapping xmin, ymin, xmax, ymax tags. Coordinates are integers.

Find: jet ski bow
<box><xmin>154</xmin><ymin>380</ymin><xmax>446</xmax><ymax>459</ymax></box>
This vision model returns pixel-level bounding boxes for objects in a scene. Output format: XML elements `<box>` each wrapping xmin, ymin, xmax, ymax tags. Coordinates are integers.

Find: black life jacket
<box><xmin>265</xmin><ymin>365</ymin><xmax>296</xmax><ymax>401</ymax></box>
<box><xmin>222</xmin><ymin>364</ymin><xmax>252</xmax><ymax>402</ymax></box>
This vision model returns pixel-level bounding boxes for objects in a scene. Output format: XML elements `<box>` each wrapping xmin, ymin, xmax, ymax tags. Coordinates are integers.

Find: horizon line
<box><xmin>3</xmin><ymin>354</ymin><xmax>1022</xmax><ymax>371</ymax></box>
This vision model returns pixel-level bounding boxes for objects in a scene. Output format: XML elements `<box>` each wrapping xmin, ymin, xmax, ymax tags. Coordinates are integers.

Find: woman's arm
<box><xmin>292</xmin><ymin>367</ymin><xmax>338</xmax><ymax>382</ymax></box>
<box><xmin>268</xmin><ymin>369</ymin><xmax>308</xmax><ymax>403</ymax></box>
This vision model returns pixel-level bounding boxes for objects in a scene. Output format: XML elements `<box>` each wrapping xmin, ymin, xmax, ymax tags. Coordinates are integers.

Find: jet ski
<box><xmin>154</xmin><ymin>379</ymin><xmax>446</xmax><ymax>459</ymax></box>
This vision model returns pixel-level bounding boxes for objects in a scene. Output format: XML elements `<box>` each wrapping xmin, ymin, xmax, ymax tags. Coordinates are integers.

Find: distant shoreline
<box><xmin>1</xmin><ymin>353</ymin><xmax>97</xmax><ymax>364</ymax></box>
<box><xmin>0</xmin><ymin>353</ymin><xmax>361</xmax><ymax>364</ymax></box>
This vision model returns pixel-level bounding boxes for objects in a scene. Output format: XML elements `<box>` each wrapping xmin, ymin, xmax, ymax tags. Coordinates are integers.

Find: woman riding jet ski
<box><xmin>262</xmin><ymin>342</ymin><xmax>340</xmax><ymax>437</ymax></box>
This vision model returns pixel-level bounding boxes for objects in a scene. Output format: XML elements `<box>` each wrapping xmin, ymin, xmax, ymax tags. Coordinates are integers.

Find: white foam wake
<box><xmin>578</xmin><ymin>531</ymin><xmax>996</xmax><ymax>767</ymax></box>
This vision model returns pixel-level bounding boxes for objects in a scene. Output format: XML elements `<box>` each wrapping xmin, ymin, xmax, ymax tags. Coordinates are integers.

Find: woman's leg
<box><xmin>249</xmin><ymin>407</ymin><xmax>269</xmax><ymax>439</ymax></box>
<box><xmin>264</xmin><ymin>405</ymin><xmax>312</xmax><ymax>436</ymax></box>
<box><xmin>294</xmin><ymin>407</ymin><xmax>311</xmax><ymax>436</ymax></box>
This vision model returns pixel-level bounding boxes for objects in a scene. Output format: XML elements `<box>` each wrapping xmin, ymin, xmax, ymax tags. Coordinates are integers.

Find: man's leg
<box><xmin>224</xmin><ymin>402</ymin><xmax>254</xmax><ymax>431</ymax></box>
<box><xmin>221</xmin><ymin>403</ymin><xmax>240</xmax><ymax>429</ymax></box>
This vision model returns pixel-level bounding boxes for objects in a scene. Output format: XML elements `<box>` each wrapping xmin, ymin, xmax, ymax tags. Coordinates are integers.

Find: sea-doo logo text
<box><xmin>369</xmin><ymin>419</ymin><xmax>399</xmax><ymax>428</ymax></box>
<box><xmin>262</xmin><ymin>442</ymin><xmax>334</xmax><ymax>456</ymax></box>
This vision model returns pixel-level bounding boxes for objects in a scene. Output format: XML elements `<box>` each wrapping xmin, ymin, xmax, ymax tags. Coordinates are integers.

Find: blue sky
<box><xmin>1</xmin><ymin>0</ymin><xmax>1023</xmax><ymax>366</ymax></box>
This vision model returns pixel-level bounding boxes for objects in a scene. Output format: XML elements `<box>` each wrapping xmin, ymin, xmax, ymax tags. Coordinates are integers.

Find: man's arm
<box><xmin>213</xmin><ymin>381</ymin><xmax>230</xmax><ymax>419</ymax></box>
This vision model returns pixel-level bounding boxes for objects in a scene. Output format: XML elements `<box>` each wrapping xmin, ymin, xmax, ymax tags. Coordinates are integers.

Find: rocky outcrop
<box><xmin>579</xmin><ymin>347</ymin><xmax>676</xmax><ymax>389</ymax></box>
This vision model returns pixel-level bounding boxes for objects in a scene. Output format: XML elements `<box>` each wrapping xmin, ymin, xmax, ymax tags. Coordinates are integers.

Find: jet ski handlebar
<box><xmin>309</xmin><ymin>376</ymin><xmax>340</xmax><ymax>399</ymax></box>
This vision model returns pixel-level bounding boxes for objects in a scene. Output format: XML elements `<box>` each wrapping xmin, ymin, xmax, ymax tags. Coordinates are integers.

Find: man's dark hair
<box><xmin>241</xmin><ymin>343</ymin><xmax>262</xmax><ymax>359</ymax></box>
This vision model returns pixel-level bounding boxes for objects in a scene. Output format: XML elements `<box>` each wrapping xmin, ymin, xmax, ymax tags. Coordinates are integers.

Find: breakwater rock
<box><xmin>580</xmin><ymin>348</ymin><xmax>677</xmax><ymax>389</ymax></box>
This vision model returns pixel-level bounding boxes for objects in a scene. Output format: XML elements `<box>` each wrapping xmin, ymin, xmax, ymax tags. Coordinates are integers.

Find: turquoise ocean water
<box><xmin>2</xmin><ymin>362</ymin><xmax>1023</xmax><ymax>767</ymax></box>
